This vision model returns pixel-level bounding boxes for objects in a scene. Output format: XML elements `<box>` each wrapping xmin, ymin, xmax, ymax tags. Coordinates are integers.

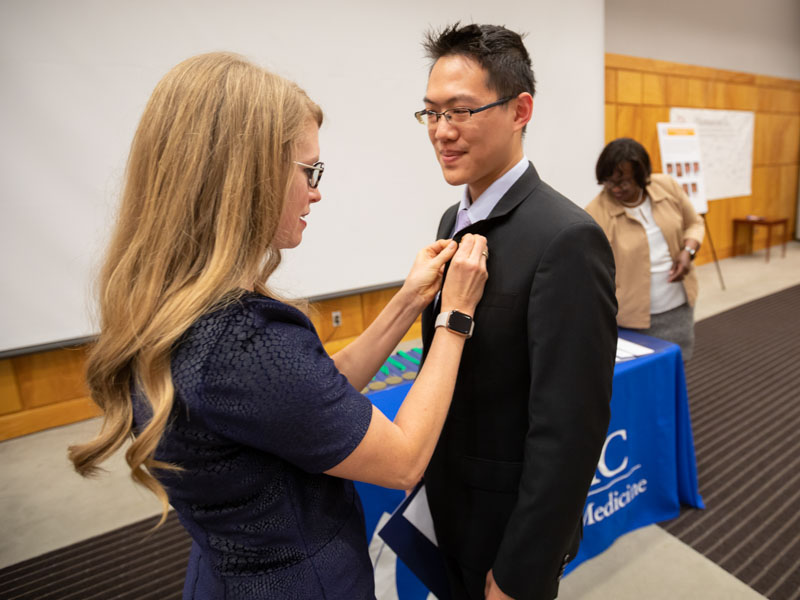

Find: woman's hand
<box><xmin>402</xmin><ymin>239</ymin><xmax>459</xmax><ymax>308</ymax></box>
<box><xmin>668</xmin><ymin>250</ymin><xmax>692</xmax><ymax>282</ymax></box>
<box><xmin>440</xmin><ymin>234</ymin><xmax>489</xmax><ymax>315</ymax></box>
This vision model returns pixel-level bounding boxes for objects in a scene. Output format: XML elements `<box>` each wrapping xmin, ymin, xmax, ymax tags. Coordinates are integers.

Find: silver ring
<box><xmin>481</xmin><ymin>250</ymin><xmax>489</xmax><ymax>259</ymax></box>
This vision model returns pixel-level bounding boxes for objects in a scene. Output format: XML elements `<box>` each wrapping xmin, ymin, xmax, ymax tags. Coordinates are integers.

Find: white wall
<box><xmin>605</xmin><ymin>0</ymin><xmax>800</xmax><ymax>80</ymax></box>
<box><xmin>0</xmin><ymin>0</ymin><xmax>605</xmax><ymax>354</ymax></box>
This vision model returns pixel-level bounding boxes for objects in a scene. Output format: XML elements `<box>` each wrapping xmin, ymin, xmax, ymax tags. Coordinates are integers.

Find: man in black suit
<box><xmin>417</xmin><ymin>24</ymin><xmax>618</xmax><ymax>600</ymax></box>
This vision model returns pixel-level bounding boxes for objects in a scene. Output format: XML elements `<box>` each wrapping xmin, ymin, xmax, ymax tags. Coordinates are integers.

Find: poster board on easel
<box><xmin>669</xmin><ymin>108</ymin><xmax>754</xmax><ymax>201</ymax></box>
<box><xmin>657</xmin><ymin>122</ymin><xmax>726</xmax><ymax>289</ymax></box>
<box><xmin>657</xmin><ymin>123</ymin><xmax>708</xmax><ymax>215</ymax></box>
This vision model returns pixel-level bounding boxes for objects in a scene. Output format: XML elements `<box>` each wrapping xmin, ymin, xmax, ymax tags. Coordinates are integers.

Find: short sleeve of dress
<box><xmin>188</xmin><ymin>296</ymin><xmax>373</xmax><ymax>474</ymax></box>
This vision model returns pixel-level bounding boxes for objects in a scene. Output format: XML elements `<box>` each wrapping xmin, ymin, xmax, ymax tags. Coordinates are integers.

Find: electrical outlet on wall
<box><xmin>331</xmin><ymin>311</ymin><xmax>342</xmax><ymax>328</ymax></box>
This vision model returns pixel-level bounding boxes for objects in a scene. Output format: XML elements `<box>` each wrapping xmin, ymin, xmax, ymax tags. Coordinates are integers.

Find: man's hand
<box><xmin>485</xmin><ymin>569</ymin><xmax>515</xmax><ymax>600</ymax></box>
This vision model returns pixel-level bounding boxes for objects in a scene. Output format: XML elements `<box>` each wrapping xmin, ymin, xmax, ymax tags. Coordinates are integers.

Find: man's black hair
<box><xmin>423</xmin><ymin>23</ymin><xmax>536</xmax><ymax>100</ymax></box>
<box><xmin>595</xmin><ymin>137</ymin><xmax>652</xmax><ymax>190</ymax></box>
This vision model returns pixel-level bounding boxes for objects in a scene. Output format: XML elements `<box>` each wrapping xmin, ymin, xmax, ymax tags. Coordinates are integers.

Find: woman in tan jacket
<box><xmin>586</xmin><ymin>138</ymin><xmax>704</xmax><ymax>360</ymax></box>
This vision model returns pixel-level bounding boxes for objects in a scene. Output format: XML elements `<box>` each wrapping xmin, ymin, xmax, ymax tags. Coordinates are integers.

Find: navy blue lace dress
<box><xmin>132</xmin><ymin>293</ymin><xmax>375</xmax><ymax>599</ymax></box>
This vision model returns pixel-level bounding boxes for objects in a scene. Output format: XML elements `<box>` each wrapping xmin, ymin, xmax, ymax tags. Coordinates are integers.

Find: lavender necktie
<box><xmin>454</xmin><ymin>208</ymin><xmax>472</xmax><ymax>235</ymax></box>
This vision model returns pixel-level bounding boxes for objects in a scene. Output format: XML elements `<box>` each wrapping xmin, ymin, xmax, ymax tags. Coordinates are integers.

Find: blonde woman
<box><xmin>69</xmin><ymin>53</ymin><xmax>487</xmax><ymax>599</ymax></box>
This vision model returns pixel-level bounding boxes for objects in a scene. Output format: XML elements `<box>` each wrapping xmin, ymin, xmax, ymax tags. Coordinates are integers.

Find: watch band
<box><xmin>683</xmin><ymin>245</ymin><xmax>696</xmax><ymax>260</ymax></box>
<box><xmin>434</xmin><ymin>310</ymin><xmax>474</xmax><ymax>338</ymax></box>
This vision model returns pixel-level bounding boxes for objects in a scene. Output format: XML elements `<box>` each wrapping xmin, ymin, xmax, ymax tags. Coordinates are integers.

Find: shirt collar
<box><xmin>458</xmin><ymin>156</ymin><xmax>529</xmax><ymax>225</ymax></box>
<box><xmin>646</xmin><ymin>179</ymin><xmax>669</xmax><ymax>203</ymax></box>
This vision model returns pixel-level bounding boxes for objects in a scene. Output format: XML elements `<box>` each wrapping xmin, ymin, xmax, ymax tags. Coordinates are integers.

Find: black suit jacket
<box><xmin>422</xmin><ymin>163</ymin><xmax>617</xmax><ymax>600</ymax></box>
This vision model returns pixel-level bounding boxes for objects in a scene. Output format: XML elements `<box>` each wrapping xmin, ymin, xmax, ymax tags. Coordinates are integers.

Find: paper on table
<box><xmin>616</xmin><ymin>337</ymin><xmax>654</xmax><ymax>362</ymax></box>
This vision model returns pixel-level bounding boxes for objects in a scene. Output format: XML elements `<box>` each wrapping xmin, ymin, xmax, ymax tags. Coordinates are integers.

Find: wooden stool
<box><xmin>732</xmin><ymin>216</ymin><xmax>788</xmax><ymax>262</ymax></box>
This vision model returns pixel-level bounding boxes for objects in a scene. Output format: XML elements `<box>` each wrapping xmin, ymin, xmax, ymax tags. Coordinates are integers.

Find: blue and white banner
<box><xmin>566</xmin><ymin>330</ymin><xmax>704</xmax><ymax>574</ymax></box>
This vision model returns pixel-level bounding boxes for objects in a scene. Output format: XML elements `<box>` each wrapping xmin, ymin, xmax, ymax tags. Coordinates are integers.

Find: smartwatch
<box><xmin>683</xmin><ymin>246</ymin><xmax>696</xmax><ymax>260</ymax></box>
<box><xmin>435</xmin><ymin>310</ymin><xmax>474</xmax><ymax>338</ymax></box>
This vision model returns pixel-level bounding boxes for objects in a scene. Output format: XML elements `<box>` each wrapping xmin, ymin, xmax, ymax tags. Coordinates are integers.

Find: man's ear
<box><xmin>513</xmin><ymin>93</ymin><xmax>533</xmax><ymax>131</ymax></box>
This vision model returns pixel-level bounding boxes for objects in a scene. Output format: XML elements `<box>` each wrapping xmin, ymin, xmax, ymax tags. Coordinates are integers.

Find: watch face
<box><xmin>448</xmin><ymin>311</ymin><xmax>473</xmax><ymax>334</ymax></box>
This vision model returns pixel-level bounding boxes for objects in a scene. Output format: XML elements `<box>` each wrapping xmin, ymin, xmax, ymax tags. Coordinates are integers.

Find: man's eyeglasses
<box><xmin>414</xmin><ymin>97</ymin><xmax>512</xmax><ymax>127</ymax></box>
<box><xmin>602</xmin><ymin>177</ymin><xmax>635</xmax><ymax>192</ymax></box>
<box><xmin>295</xmin><ymin>161</ymin><xmax>325</xmax><ymax>189</ymax></box>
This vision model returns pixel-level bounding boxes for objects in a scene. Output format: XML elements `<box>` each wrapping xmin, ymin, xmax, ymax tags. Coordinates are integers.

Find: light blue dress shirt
<box><xmin>449</xmin><ymin>156</ymin><xmax>530</xmax><ymax>237</ymax></box>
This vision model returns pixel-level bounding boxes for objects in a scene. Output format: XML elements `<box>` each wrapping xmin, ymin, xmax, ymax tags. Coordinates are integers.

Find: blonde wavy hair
<box><xmin>68</xmin><ymin>52</ymin><xmax>323</xmax><ymax>522</ymax></box>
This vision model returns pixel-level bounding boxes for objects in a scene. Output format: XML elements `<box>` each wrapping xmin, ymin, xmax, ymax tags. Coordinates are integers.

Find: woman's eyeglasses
<box><xmin>295</xmin><ymin>161</ymin><xmax>325</xmax><ymax>189</ymax></box>
<box><xmin>602</xmin><ymin>177</ymin><xmax>635</xmax><ymax>192</ymax></box>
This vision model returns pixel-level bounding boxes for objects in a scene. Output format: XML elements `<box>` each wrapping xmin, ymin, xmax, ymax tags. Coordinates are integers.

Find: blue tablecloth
<box><xmin>566</xmin><ymin>329</ymin><xmax>704</xmax><ymax>574</ymax></box>
<box><xmin>356</xmin><ymin>330</ymin><xmax>704</xmax><ymax>596</ymax></box>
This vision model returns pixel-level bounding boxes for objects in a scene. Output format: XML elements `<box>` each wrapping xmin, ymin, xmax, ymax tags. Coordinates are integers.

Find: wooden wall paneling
<box><xmin>361</xmin><ymin>287</ymin><xmax>400</xmax><ymax>327</ymax></box>
<box><xmin>716</xmin><ymin>196</ymin><xmax>740</xmax><ymax>255</ymax></box>
<box><xmin>762</xmin><ymin>166</ymin><xmax>783</xmax><ymax>224</ymax></box>
<box><xmin>712</xmin><ymin>199</ymin><xmax>732</xmax><ymax>258</ymax></box>
<box><xmin>12</xmin><ymin>346</ymin><xmax>89</xmax><ymax>410</ymax></box>
<box><xmin>616</xmin><ymin>104</ymin><xmax>642</xmax><ymax>141</ymax></box>
<box><xmin>701</xmin><ymin>200</ymin><xmax>722</xmax><ymax>259</ymax></box>
<box><xmin>710</xmin><ymin>82</ymin><xmax>758</xmax><ymax>111</ymax></box>
<box><xmin>665</xmin><ymin>76</ymin><xmax>688</xmax><ymax>107</ymax></box>
<box><xmin>666</xmin><ymin>76</ymin><xmax>710</xmax><ymax>108</ymax></box>
<box><xmin>710</xmin><ymin>198</ymin><xmax>733</xmax><ymax>257</ymax></box>
<box><xmin>404</xmin><ymin>320</ymin><xmax>423</xmax><ymax>346</ymax></box>
<box><xmin>753</xmin><ymin>112</ymin><xmax>771</xmax><ymax>166</ymax></box>
<box><xmin>757</xmin><ymin>113</ymin><xmax>796</xmax><ymax>164</ymax></box>
<box><xmin>708</xmin><ymin>196</ymin><xmax>741</xmax><ymax>260</ymax></box>
<box><xmin>757</xmin><ymin>87</ymin><xmax>778</xmax><ymax>112</ymax></box>
<box><xmin>605</xmin><ymin>53</ymin><xmax>658</xmax><ymax>73</ymax></box>
<box><xmin>309</xmin><ymin>294</ymin><xmax>363</xmax><ymax>344</ymax></box>
<box><xmin>694</xmin><ymin>214</ymin><xmax>710</xmax><ymax>263</ymax></box>
<box><xmin>617</xmin><ymin>70</ymin><xmax>643</xmax><ymax>104</ymax></box>
<box><xmin>606</xmin><ymin>53</ymin><xmax>756</xmax><ymax>85</ymax></box>
<box><xmin>730</xmin><ymin>83</ymin><xmax>759</xmax><ymax>111</ymax></box>
<box><xmin>777</xmin><ymin>115</ymin><xmax>800</xmax><ymax>164</ymax></box>
<box><xmin>694</xmin><ymin>241</ymin><xmax>710</xmax><ymax>264</ymax></box>
<box><xmin>605</xmin><ymin>104</ymin><xmax>617</xmax><ymax>143</ymax></box>
<box><xmin>687</xmin><ymin>76</ymin><xmax>712</xmax><ymax>107</ymax></box>
<box><xmin>778</xmin><ymin>165</ymin><xmax>800</xmax><ymax>236</ymax></box>
<box><xmin>695</xmin><ymin>201</ymin><xmax>720</xmax><ymax>263</ymax></box>
<box><xmin>0</xmin><ymin>359</ymin><xmax>23</xmax><ymax>415</ymax></box>
<box><xmin>321</xmin><ymin>317</ymin><xmax>421</xmax><ymax>357</ymax></box>
<box><xmin>0</xmin><ymin>396</ymin><xmax>100</xmax><ymax>442</ymax></box>
<box><xmin>787</xmin><ymin>90</ymin><xmax>800</xmax><ymax>113</ymax></box>
<box><xmin>320</xmin><ymin>335</ymin><xmax>358</xmax><ymax>356</ymax></box>
<box><xmin>756</xmin><ymin>113</ymin><xmax>800</xmax><ymax>165</ymax></box>
<box><xmin>755</xmin><ymin>74</ymin><xmax>800</xmax><ymax>93</ymax></box>
<box><xmin>318</xmin><ymin>286</ymin><xmax>423</xmax><ymax>361</ymax></box>
<box><xmin>725</xmin><ymin>195</ymin><xmax>756</xmax><ymax>255</ymax></box>
<box><xmin>758</xmin><ymin>87</ymin><xmax>800</xmax><ymax>113</ymax></box>
<box><xmin>642</xmin><ymin>73</ymin><xmax>666</xmax><ymax>106</ymax></box>
<box><xmin>605</xmin><ymin>68</ymin><xmax>617</xmax><ymax>103</ymax></box>
<box><xmin>748</xmin><ymin>166</ymin><xmax>782</xmax><ymax>250</ymax></box>
<box><xmin>641</xmin><ymin>106</ymin><xmax>670</xmax><ymax>171</ymax></box>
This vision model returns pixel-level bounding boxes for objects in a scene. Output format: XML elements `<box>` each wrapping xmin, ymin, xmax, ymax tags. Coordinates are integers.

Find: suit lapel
<box><xmin>451</xmin><ymin>162</ymin><xmax>542</xmax><ymax>243</ymax></box>
<box><xmin>486</xmin><ymin>162</ymin><xmax>541</xmax><ymax>221</ymax></box>
<box><xmin>423</xmin><ymin>163</ymin><xmax>541</xmax><ymax>359</ymax></box>
<box><xmin>438</xmin><ymin>204</ymin><xmax>458</xmax><ymax>239</ymax></box>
